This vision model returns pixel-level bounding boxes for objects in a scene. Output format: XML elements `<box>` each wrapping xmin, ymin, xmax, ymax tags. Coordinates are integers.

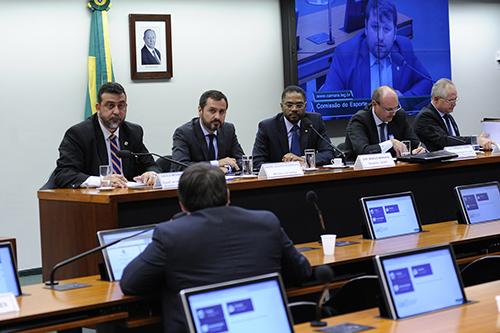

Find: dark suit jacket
<box><xmin>344</xmin><ymin>108</ymin><xmax>421</xmax><ymax>160</ymax></box>
<box><xmin>120</xmin><ymin>205</ymin><xmax>312</xmax><ymax>333</ymax></box>
<box><xmin>414</xmin><ymin>103</ymin><xmax>471</xmax><ymax>151</ymax></box>
<box><xmin>252</xmin><ymin>112</ymin><xmax>336</xmax><ymax>169</ymax></box>
<box><xmin>51</xmin><ymin>114</ymin><xmax>160</xmax><ymax>188</ymax></box>
<box><xmin>171</xmin><ymin>118</ymin><xmax>244</xmax><ymax>171</ymax></box>
<box><xmin>141</xmin><ymin>45</ymin><xmax>161</xmax><ymax>65</ymax></box>
<box><xmin>320</xmin><ymin>33</ymin><xmax>432</xmax><ymax>98</ymax></box>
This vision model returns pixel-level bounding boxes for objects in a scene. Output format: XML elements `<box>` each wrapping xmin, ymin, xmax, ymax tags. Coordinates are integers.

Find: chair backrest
<box><xmin>461</xmin><ymin>255</ymin><xmax>500</xmax><ymax>287</ymax></box>
<box><xmin>156</xmin><ymin>156</ymin><xmax>172</xmax><ymax>172</ymax></box>
<box><xmin>325</xmin><ymin>275</ymin><xmax>380</xmax><ymax>316</ymax></box>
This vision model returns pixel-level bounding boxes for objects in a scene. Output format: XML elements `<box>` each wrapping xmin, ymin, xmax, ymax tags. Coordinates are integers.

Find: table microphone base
<box><xmin>310</xmin><ymin>320</ymin><xmax>328</xmax><ymax>327</ymax></box>
<box><xmin>44</xmin><ymin>282</ymin><xmax>90</xmax><ymax>291</ymax></box>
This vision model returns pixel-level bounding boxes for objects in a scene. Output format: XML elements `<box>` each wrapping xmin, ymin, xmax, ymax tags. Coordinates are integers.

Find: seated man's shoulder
<box><xmin>258</xmin><ymin>113</ymin><xmax>282</xmax><ymax>128</ymax></box>
<box><xmin>173</xmin><ymin>118</ymin><xmax>196</xmax><ymax>134</ymax></box>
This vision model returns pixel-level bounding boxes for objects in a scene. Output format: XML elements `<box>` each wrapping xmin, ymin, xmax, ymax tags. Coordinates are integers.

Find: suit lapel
<box><xmin>367</xmin><ymin>111</ymin><xmax>382</xmax><ymax>143</ymax></box>
<box><xmin>193</xmin><ymin>118</ymin><xmax>210</xmax><ymax>160</ymax></box>
<box><xmin>449</xmin><ymin>115</ymin><xmax>461</xmax><ymax>136</ymax></box>
<box><xmin>92</xmin><ymin>115</ymin><xmax>109</xmax><ymax>166</ymax></box>
<box><xmin>118</xmin><ymin>124</ymin><xmax>131</xmax><ymax>176</ymax></box>
<box><xmin>277</xmin><ymin>115</ymin><xmax>291</xmax><ymax>154</ymax></box>
<box><xmin>428</xmin><ymin>104</ymin><xmax>449</xmax><ymax>133</ymax></box>
<box><xmin>217</xmin><ymin>125</ymin><xmax>225</xmax><ymax>159</ymax></box>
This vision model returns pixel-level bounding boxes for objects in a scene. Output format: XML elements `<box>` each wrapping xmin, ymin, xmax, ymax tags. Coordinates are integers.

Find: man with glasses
<box><xmin>343</xmin><ymin>85</ymin><xmax>424</xmax><ymax>160</ymax></box>
<box><xmin>49</xmin><ymin>82</ymin><xmax>160</xmax><ymax>188</ymax></box>
<box><xmin>252</xmin><ymin>85</ymin><xmax>335</xmax><ymax>169</ymax></box>
<box><xmin>414</xmin><ymin>78</ymin><xmax>495</xmax><ymax>151</ymax></box>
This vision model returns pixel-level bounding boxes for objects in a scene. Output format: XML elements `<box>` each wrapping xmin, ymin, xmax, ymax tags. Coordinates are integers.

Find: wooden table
<box><xmin>38</xmin><ymin>153</ymin><xmax>500</xmax><ymax>280</ymax></box>
<box><xmin>294</xmin><ymin>280</ymin><xmax>500</xmax><ymax>332</ymax></box>
<box><xmin>0</xmin><ymin>276</ymin><xmax>157</xmax><ymax>332</ymax></box>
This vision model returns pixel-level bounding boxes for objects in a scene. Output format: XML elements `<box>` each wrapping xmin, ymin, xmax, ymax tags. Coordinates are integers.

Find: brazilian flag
<box><xmin>85</xmin><ymin>0</ymin><xmax>115</xmax><ymax>118</ymax></box>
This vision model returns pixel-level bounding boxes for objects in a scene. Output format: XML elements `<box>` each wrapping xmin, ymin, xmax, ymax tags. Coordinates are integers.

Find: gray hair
<box><xmin>431</xmin><ymin>78</ymin><xmax>455</xmax><ymax>98</ymax></box>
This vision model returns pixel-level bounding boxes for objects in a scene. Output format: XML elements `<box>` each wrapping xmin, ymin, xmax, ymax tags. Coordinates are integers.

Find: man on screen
<box><xmin>343</xmin><ymin>85</ymin><xmax>425</xmax><ymax>160</ymax></box>
<box><xmin>141</xmin><ymin>29</ymin><xmax>161</xmax><ymax>65</ymax></box>
<box><xmin>49</xmin><ymin>82</ymin><xmax>160</xmax><ymax>188</ymax></box>
<box><xmin>120</xmin><ymin>163</ymin><xmax>312</xmax><ymax>333</ymax></box>
<box><xmin>252</xmin><ymin>85</ymin><xmax>336</xmax><ymax>169</ymax></box>
<box><xmin>414</xmin><ymin>78</ymin><xmax>495</xmax><ymax>151</ymax></box>
<box><xmin>320</xmin><ymin>0</ymin><xmax>432</xmax><ymax>99</ymax></box>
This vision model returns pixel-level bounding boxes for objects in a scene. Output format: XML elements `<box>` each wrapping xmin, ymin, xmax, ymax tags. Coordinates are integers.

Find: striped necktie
<box><xmin>109</xmin><ymin>134</ymin><xmax>123</xmax><ymax>175</ymax></box>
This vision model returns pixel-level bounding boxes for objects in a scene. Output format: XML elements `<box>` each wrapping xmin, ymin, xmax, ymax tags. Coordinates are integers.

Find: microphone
<box><xmin>310</xmin><ymin>265</ymin><xmax>334</xmax><ymax>327</ymax></box>
<box><xmin>117</xmin><ymin>150</ymin><xmax>189</xmax><ymax>169</ymax></box>
<box><xmin>306</xmin><ymin>190</ymin><xmax>326</xmax><ymax>234</ymax></box>
<box><xmin>390</xmin><ymin>52</ymin><xmax>434</xmax><ymax>83</ymax></box>
<box><xmin>44</xmin><ymin>227</ymin><xmax>153</xmax><ymax>290</ymax></box>
<box><xmin>306</xmin><ymin>123</ymin><xmax>347</xmax><ymax>163</ymax></box>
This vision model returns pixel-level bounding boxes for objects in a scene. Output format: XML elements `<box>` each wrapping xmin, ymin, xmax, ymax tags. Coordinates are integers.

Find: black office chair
<box><xmin>461</xmin><ymin>255</ymin><xmax>500</xmax><ymax>287</ymax></box>
<box><xmin>156</xmin><ymin>156</ymin><xmax>172</xmax><ymax>172</ymax></box>
<box><xmin>324</xmin><ymin>275</ymin><xmax>380</xmax><ymax>316</ymax></box>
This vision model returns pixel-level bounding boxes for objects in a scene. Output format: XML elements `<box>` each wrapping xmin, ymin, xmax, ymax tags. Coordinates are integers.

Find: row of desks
<box><xmin>38</xmin><ymin>153</ymin><xmax>500</xmax><ymax>279</ymax></box>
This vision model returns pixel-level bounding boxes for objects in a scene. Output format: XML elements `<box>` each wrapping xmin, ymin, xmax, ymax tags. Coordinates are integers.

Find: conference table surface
<box><xmin>294</xmin><ymin>280</ymin><xmax>500</xmax><ymax>333</ymax></box>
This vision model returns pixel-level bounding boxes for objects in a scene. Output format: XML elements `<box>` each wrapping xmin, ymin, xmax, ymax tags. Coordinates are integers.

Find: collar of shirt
<box><xmin>98</xmin><ymin>116</ymin><xmax>120</xmax><ymax>141</ymax></box>
<box><xmin>371</xmin><ymin>107</ymin><xmax>386</xmax><ymax>127</ymax></box>
<box><xmin>199</xmin><ymin>120</ymin><xmax>218</xmax><ymax>138</ymax></box>
<box><xmin>284</xmin><ymin>116</ymin><xmax>301</xmax><ymax>133</ymax></box>
<box><xmin>146</xmin><ymin>45</ymin><xmax>156</xmax><ymax>54</ymax></box>
<box><xmin>369</xmin><ymin>53</ymin><xmax>392</xmax><ymax>69</ymax></box>
<box><xmin>431</xmin><ymin>101</ymin><xmax>448</xmax><ymax>119</ymax></box>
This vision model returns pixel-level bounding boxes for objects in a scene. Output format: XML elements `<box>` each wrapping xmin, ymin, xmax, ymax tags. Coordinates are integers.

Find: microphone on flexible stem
<box><xmin>306</xmin><ymin>123</ymin><xmax>346</xmax><ymax>163</ymax></box>
<box><xmin>306</xmin><ymin>190</ymin><xmax>326</xmax><ymax>236</ymax></box>
<box><xmin>117</xmin><ymin>150</ymin><xmax>188</xmax><ymax>169</ymax></box>
<box><xmin>44</xmin><ymin>228</ymin><xmax>152</xmax><ymax>291</ymax></box>
<box><xmin>310</xmin><ymin>265</ymin><xmax>334</xmax><ymax>327</ymax></box>
<box><xmin>390</xmin><ymin>52</ymin><xmax>434</xmax><ymax>83</ymax></box>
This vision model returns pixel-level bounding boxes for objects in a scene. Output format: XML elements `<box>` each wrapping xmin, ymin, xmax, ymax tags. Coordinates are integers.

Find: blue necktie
<box><xmin>207</xmin><ymin>134</ymin><xmax>216</xmax><ymax>161</ymax></box>
<box><xmin>443</xmin><ymin>114</ymin><xmax>454</xmax><ymax>135</ymax></box>
<box><xmin>379</xmin><ymin>123</ymin><xmax>387</xmax><ymax>142</ymax></box>
<box><xmin>109</xmin><ymin>134</ymin><xmax>123</xmax><ymax>175</ymax></box>
<box><xmin>290</xmin><ymin>124</ymin><xmax>301</xmax><ymax>156</ymax></box>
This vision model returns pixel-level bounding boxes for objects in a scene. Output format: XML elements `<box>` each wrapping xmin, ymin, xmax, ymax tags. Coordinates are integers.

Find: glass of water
<box><xmin>241</xmin><ymin>155</ymin><xmax>253</xmax><ymax>176</ymax></box>
<box><xmin>99</xmin><ymin>165</ymin><xmax>112</xmax><ymax>187</ymax></box>
<box><xmin>304</xmin><ymin>149</ymin><xmax>316</xmax><ymax>169</ymax></box>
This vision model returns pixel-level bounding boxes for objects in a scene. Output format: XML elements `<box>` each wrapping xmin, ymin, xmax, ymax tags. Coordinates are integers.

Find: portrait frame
<box><xmin>129</xmin><ymin>14</ymin><xmax>173</xmax><ymax>80</ymax></box>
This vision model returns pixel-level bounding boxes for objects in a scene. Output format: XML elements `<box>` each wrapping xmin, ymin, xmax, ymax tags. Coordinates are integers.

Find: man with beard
<box><xmin>252</xmin><ymin>85</ymin><xmax>335</xmax><ymax>169</ymax></box>
<box><xmin>50</xmin><ymin>82</ymin><xmax>160</xmax><ymax>188</ymax></box>
<box><xmin>171</xmin><ymin>90</ymin><xmax>244</xmax><ymax>173</ymax></box>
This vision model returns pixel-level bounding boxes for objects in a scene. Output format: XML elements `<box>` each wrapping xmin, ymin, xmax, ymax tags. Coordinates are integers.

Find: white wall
<box><xmin>0</xmin><ymin>0</ymin><xmax>499</xmax><ymax>270</ymax></box>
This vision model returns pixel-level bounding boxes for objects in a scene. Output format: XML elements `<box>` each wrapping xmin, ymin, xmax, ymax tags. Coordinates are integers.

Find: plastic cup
<box><xmin>321</xmin><ymin>234</ymin><xmax>336</xmax><ymax>256</ymax></box>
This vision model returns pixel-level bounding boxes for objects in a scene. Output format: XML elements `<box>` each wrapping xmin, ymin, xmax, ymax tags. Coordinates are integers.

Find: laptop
<box><xmin>374</xmin><ymin>244</ymin><xmax>467</xmax><ymax>320</ymax></box>
<box><xmin>397</xmin><ymin>150</ymin><xmax>458</xmax><ymax>163</ymax></box>
<box><xmin>0</xmin><ymin>242</ymin><xmax>22</xmax><ymax>296</ymax></box>
<box><xmin>180</xmin><ymin>273</ymin><xmax>294</xmax><ymax>333</ymax></box>
<box><xmin>97</xmin><ymin>224</ymin><xmax>156</xmax><ymax>281</ymax></box>
<box><xmin>360</xmin><ymin>191</ymin><xmax>423</xmax><ymax>239</ymax></box>
<box><xmin>454</xmin><ymin>181</ymin><xmax>500</xmax><ymax>224</ymax></box>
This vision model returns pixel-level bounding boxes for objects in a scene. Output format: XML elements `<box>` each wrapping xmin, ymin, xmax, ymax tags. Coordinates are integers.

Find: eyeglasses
<box><xmin>283</xmin><ymin>102</ymin><xmax>305</xmax><ymax>110</ymax></box>
<box><xmin>439</xmin><ymin>97</ymin><xmax>458</xmax><ymax>105</ymax></box>
<box><xmin>103</xmin><ymin>102</ymin><xmax>127</xmax><ymax>111</ymax></box>
<box><xmin>376</xmin><ymin>102</ymin><xmax>401</xmax><ymax>113</ymax></box>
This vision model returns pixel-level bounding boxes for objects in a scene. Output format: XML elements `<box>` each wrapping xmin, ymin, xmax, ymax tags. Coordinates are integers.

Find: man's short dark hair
<box><xmin>281</xmin><ymin>85</ymin><xmax>306</xmax><ymax>101</ymax></box>
<box><xmin>97</xmin><ymin>82</ymin><xmax>126</xmax><ymax>103</ymax></box>
<box><xmin>365</xmin><ymin>0</ymin><xmax>397</xmax><ymax>27</ymax></box>
<box><xmin>199</xmin><ymin>90</ymin><xmax>228</xmax><ymax>109</ymax></box>
<box><xmin>178</xmin><ymin>163</ymin><xmax>228</xmax><ymax>212</ymax></box>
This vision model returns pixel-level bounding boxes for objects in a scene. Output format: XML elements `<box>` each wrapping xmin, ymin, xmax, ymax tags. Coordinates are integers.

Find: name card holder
<box><xmin>158</xmin><ymin>172</ymin><xmax>183</xmax><ymax>189</ymax></box>
<box><xmin>444</xmin><ymin>145</ymin><xmax>476</xmax><ymax>159</ymax></box>
<box><xmin>0</xmin><ymin>293</ymin><xmax>19</xmax><ymax>314</ymax></box>
<box><xmin>258</xmin><ymin>161</ymin><xmax>304</xmax><ymax>180</ymax></box>
<box><xmin>354</xmin><ymin>153</ymin><xmax>395</xmax><ymax>170</ymax></box>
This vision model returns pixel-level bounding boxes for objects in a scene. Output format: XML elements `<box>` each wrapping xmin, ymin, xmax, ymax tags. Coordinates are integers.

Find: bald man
<box><xmin>343</xmin><ymin>85</ymin><xmax>425</xmax><ymax>160</ymax></box>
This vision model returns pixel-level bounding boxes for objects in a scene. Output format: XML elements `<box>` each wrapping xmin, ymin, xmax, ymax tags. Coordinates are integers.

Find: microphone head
<box><xmin>116</xmin><ymin>150</ymin><xmax>133</xmax><ymax>158</ymax></box>
<box><xmin>315</xmin><ymin>265</ymin><xmax>334</xmax><ymax>283</ymax></box>
<box><xmin>306</xmin><ymin>190</ymin><xmax>318</xmax><ymax>204</ymax></box>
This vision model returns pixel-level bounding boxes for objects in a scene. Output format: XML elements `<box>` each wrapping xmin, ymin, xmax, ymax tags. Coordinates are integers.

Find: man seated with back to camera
<box><xmin>343</xmin><ymin>85</ymin><xmax>426</xmax><ymax>161</ymax></box>
<box><xmin>120</xmin><ymin>163</ymin><xmax>312</xmax><ymax>333</ymax></box>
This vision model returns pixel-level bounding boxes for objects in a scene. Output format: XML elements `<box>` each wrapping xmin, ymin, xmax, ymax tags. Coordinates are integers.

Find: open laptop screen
<box><xmin>97</xmin><ymin>225</ymin><xmax>155</xmax><ymax>281</ymax></box>
<box><xmin>375</xmin><ymin>245</ymin><xmax>466</xmax><ymax>319</ymax></box>
<box><xmin>0</xmin><ymin>242</ymin><xmax>22</xmax><ymax>296</ymax></box>
<box><xmin>455</xmin><ymin>181</ymin><xmax>500</xmax><ymax>224</ymax></box>
<box><xmin>360</xmin><ymin>192</ymin><xmax>423</xmax><ymax>239</ymax></box>
<box><xmin>180</xmin><ymin>273</ymin><xmax>293</xmax><ymax>333</ymax></box>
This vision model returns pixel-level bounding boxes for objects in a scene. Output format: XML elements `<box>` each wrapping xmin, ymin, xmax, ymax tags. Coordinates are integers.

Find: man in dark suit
<box><xmin>320</xmin><ymin>0</ymin><xmax>431</xmax><ymax>99</ymax></box>
<box><xmin>343</xmin><ymin>85</ymin><xmax>425</xmax><ymax>160</ymax></box>
<box><xmin>120</xmin><ymin>163</ymin><xmax>312</xmax><ymax>333</ymax></box>
<box><xmin>414</xmin><ymin>78</ymin><xmax>495</xmax><ymax>151</ymax></box>
<box><xmin>51</xmin><ymin>82</ymin><xmax>160</xmax><ymax>188</ymax></box>
<box><xmin>141</xmin><ymin>29</ymin><xmax>161</xmax><ymax>65</ymax></box>
<box><xmin>171</xmin><ymin>90</ymin><xmax>244</xmax><ymax>173</ymax></box>
<box><xmin>252</xmin><ymin>85</ymin><xmax>336</xmax><ymax>169</ymax></box>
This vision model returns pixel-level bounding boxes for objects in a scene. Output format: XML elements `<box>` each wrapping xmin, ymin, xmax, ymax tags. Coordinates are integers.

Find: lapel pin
<box><xmin>124</xmin><ymin>141</ymin><xmax>129</xmax><ymax>146</ymax></box>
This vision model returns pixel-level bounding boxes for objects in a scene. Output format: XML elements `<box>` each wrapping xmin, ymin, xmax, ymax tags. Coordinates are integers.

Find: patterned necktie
<box><xmin>443</xmin><ymin>114</ymin><xmax>454</xmax><ymax>135</ymax></box>
<box><xmin>290</xmin><ymin>124</ymin><xmax>301</xmax><ymax>156</ymax></box>
<box><xmin>109</xmin><ymin>134</ymin><xmax>123</xmax><ymax>175</ymax></box>
<box><xmin>379</xmin><ymin>123</ymin><xmax>387</xmax><ymax>142</ymax></box>
<box><xmin>207</xmin><ymin>134</ymin><xmax>216</xmax><ymax>161</ymax></box>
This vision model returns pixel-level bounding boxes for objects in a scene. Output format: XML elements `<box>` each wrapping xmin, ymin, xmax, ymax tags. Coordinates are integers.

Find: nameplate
<box><xmin>258</xmin><ymin>162</ymin><xmax>304</xmax><ymax>179</ymax></box>
<box><xmin>354</xmin><ymin>153</ymin><xmax>395</xmax><ymax>170</ymax></box>
<box><xmin>444</xmin><ymin>145</ymin><xmax>476</xmax><ymax>159</ymax></box>
<box><xmin>158</xmin><ymin>172</ymin><xmax>183</xmax><ymax>189</ymax></box>
<box><xmin>0</xmin><ymin>293</ymin><xmax>19</xmax><ymax>314</ymax></box>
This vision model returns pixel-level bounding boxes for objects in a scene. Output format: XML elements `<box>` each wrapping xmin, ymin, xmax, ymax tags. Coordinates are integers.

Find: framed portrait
<box><xmin>129</xmin><ymin>14</ymin><xmax>173</xmax><ymax>80</ymax></box>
